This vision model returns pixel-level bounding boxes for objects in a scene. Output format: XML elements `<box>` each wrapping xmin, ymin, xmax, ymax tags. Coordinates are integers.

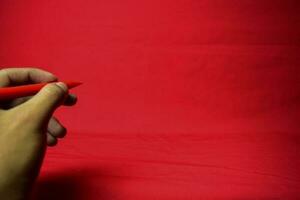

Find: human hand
<box><xmin>0</xmin><ymin>68</ymin><xmax>78</xmax><ymax>200</ymax></box>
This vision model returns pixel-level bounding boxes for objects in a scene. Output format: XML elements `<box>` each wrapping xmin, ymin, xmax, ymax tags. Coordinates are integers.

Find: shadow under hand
<box><xmin>32</xmin><ymin>167</ymin><xmax>115</xmax><ymax>200</ymax></box>
<box><xmin>33</xmin><ymin>170</ymin><xmax>89</xmax><ymax>200</ymax></box>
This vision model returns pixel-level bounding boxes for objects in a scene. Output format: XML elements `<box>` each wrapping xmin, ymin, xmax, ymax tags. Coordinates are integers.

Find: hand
<box><xmin>0</xmin><ymin>68</ymin><xmax>78</xmax><ymax>200</ymax></box>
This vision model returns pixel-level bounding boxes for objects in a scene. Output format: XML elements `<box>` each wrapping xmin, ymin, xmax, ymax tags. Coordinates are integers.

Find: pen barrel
<box><xmin>0</xmin><ymin>81</ymin><xmax>82</xmax><ymax>101</ymax></box>
<box><xmin>0</xmin><ymin>83</ymin><xmax>47</xmax><ymax>101</ymax></box>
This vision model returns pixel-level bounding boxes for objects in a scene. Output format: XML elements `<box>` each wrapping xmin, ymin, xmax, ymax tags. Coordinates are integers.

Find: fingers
<box><xmin>0</xmin><ymin>93</ymin><xmax>77</xmax><ymax>110</ymax></box>
<box><xmin>47</xmin><ymin>117</ymin><xmax>67</xmax><ymax>146</ymax></box>
<box><xmin>63</xmin><ymin>94</ymin><xmax>78</xmax><ymax>106</ymax></box>
<box><xmin>18</xmin><ymin>82</ymin><xmax>69</xmax><ymax>128</ymax></box>
<box><xmin>47</xmin><ymin>117</ymin><xmax>67</xmax><ymax>138</ymax></box>
<box><xmin>47</xmin><ymin>132</ymin><xmax>58</xmax><ymax>147</ymax></box>
<box><xmin>0</xmin><ymin>67</ymin><xmax>57</xmax><ymax>87</ymax></box>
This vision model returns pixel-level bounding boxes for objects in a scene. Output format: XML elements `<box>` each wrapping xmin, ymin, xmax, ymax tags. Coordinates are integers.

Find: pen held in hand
<box><xmin>0</xmin><ymin>81</ymin><xmax>82</xmax><ymax>101</ymax></box>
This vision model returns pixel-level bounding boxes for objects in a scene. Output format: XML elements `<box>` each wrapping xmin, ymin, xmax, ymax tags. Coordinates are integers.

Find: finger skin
<box><xmin>0</xmin><ymin>68</ymin><xmax>77</xmax><ymax>109</ymax></box>
<box><xmin>0</xmin><ymin>94</ymin><xmax>77</xmax><ymax>110</ymax></box>
<box><xmin>63</xmin><ymin>94</ymin><xmax>77</xmax><ymax>106</ymax></box>
<box><xmin>47</xmin><ymin>117</ymin><xmax>67</xmax><ymax>138</ymax></box>
<box><xmin>15</xmin><ymin>82</ymin><xmax>69</xmax><ymax>129</ymax></box>
<box><xmin>0</xmin><ymin>68</ymin><xmax>77</xmax><ymax>199</ymax></box>
<box><xmin>46</xmin><ymin>132</ymin><xmax>58</xmax><ymax>147</ymax></box>
<box><xmin>0</xmin><ymin>67</ymin><xmax>57</xmax><ymax>87</ymax></box>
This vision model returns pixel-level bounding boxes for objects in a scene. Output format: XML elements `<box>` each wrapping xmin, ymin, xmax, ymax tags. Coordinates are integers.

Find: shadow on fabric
<box><xmin>32</xmin><ymin>167</ymin><xmax>117</xmax><ymax>200</ymax></box>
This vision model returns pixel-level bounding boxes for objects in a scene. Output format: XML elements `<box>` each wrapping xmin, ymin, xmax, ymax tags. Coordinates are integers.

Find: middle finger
<box><xmin>47</xmin><ymin>117</ymin><xmax>67</xmax><ymax>138</ymax></box>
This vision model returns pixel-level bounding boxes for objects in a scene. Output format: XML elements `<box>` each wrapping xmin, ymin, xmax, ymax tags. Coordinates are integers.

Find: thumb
<box><xmin>23</xmin><ymin>82</ymin><xmax>68</xmax><ymax>127</ymax></box>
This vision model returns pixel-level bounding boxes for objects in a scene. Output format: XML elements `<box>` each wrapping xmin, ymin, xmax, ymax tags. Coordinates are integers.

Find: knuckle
<box><xmin>28</xmin><ymin>67</ymin><xmax>53</xmax><ymax>75</ymax></box>
<box><xmin>0</xmin><ymin>68</ymin><xmax>9</xmax><ymax>76</ymax></box>
<box><xmin>29</xmin><ymin>67</ymin><xmax>45</xmax><ymax>75</ymax></box>
<box><xmin>44</xmin><ymin>84</ymin><xmax>65</xmax><ymax>98</ymax></box>
<box><xmin>24</xmin><ymin>67</ymin><xmax>39</xmax><ymax>72</ymax></box>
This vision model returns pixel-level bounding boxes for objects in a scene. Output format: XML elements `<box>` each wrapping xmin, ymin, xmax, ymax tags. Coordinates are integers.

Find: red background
<box><xmin>1</xmin><ymin>0</ymin><xmax>300</xmax><ymax>199</ymax></box>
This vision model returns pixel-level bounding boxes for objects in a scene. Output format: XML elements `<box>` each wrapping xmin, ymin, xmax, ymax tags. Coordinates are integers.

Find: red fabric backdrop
<box><xmin>1</xmin><ymin>0</ymin><xmax>300</xmax><ymax>199</ymax></box>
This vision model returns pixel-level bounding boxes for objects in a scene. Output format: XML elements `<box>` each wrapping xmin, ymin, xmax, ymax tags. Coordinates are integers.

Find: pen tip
<box><xmin>65</xmin><ymin>81</ymin><xmax>83</xmax><ymax>89</ymax></box>
<box><xmin>73</xmin><ymin>82</ymin><xmax>83</xmax><ymax>87</ymax></box>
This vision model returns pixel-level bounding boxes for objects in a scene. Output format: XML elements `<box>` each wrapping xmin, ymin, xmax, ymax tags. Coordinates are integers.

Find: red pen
<box><xmin>0</xmin><ymin>81</ymin><xmax>82</xmax><ymax>101</ymax></box>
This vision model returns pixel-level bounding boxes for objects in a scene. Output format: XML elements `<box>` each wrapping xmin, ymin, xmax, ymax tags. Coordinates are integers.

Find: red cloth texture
<box><xmin>1</xmin><ymin>0</ymin><xmax>300</xmax><ymax>199</ymax></box>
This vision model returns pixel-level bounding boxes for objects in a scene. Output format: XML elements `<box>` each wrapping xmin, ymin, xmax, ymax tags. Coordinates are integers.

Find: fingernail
<box><xmin>56</xmin><ymin>82</ymin><xmax>68</xmax><ymax>92</ymax></box>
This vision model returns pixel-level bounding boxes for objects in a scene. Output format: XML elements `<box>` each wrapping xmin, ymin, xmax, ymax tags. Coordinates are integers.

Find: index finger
<box><xmin>0</xmin><ymin>67</ymin><xmax>58</xmax><ymax>87</ymax></box>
